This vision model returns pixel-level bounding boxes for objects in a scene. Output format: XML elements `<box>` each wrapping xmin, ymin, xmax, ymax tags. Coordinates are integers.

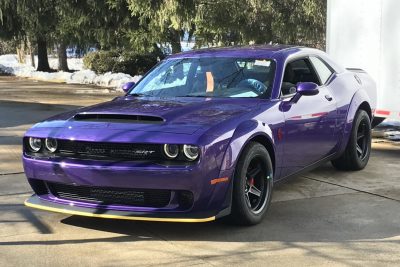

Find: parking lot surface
<box><xmin>1</xmin><ymin>76</ymin><xmax>399</xmax><ymax>266</ymax></box>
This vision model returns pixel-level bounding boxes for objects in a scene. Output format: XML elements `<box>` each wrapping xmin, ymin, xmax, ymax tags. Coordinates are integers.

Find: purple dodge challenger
<box><xmin>23</xmin><ymin>45</ymin><xmax>377</xmax><ymax>225</ymax></box>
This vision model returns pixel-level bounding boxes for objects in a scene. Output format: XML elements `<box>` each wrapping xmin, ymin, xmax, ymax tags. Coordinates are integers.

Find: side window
<box><xmin>281</xmin><ymin>58</ymin><xmax>320</xmax><ymax>96</ymax></box>
<box><xmin>309</xmin><ymin>57</ymin><xmax>334</xmax><ymax>84</ymax></box>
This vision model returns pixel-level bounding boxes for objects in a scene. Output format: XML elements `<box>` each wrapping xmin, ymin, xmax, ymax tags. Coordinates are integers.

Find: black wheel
<box><xmin>332</xmin><ymin>110</ymin><xmax>371</xmax><ymax>171</ymax></box>
<box><xmin>228</xmin><ymin>142</ymin><xmax>273</xmax><ymax>226</ymax></box>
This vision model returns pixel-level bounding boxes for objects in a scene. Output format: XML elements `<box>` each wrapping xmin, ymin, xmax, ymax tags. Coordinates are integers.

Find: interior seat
<box><xmin>281</xmin><ymin>64</ymin><xmax>297</xmax><ymax>96</ymax></box>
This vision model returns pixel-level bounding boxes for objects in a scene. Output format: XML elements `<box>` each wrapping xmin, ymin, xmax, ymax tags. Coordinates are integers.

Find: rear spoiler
<box><xmin>346</xmin><ymin>68</ymin><xmax>367</xmax><ymax>73</ymax></box>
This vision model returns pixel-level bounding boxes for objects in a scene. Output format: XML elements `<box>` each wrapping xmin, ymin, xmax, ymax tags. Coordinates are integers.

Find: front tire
<box><xmin>228</xmin><ymin>142</ymin><xmax>273</xmax><ymax>226</ymax></box>
<box><xmin>331</xmin><ymin>110</ymin><xmax>371</xmax><ymax>171</ymax></box>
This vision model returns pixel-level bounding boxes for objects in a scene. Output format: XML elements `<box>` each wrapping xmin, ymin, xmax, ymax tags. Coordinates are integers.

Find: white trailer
<box><xmin>326</xmin><ymin>0</ymin><xmax>400</xmax><ymax>124</ymax></box>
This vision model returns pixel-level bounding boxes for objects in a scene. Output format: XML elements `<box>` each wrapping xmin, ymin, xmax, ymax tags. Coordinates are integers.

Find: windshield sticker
<box><xmin>254</xmin><ymin>60</ymin><xmax>271</xmax><ymax>67</ymax></box>
<box><xmin>206</xmin><ymin>72</ymin><xmax>214</xmax><ymax>93</ymax></box>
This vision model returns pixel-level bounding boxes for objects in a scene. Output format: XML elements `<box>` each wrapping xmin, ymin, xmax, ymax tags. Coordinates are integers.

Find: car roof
<box><xmin>167</xmin><ymin>45</ymin><xmax>305</xmax><ymax>59</ymax></box>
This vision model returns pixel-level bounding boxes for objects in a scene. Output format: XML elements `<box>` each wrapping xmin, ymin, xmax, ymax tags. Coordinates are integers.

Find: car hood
<box><xmin>32</xmin><ymin>96</ymin><xmax>260</xmax><ymax>135</ymax></box>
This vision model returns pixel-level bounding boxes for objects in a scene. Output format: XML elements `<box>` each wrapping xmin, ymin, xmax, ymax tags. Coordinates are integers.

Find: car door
<box><xmin>279</xmin><ymin>57</ymin><xmax>338</xmax><ymax>177</ymax></box>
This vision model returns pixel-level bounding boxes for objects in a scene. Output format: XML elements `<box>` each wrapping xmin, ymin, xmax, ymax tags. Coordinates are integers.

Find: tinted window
<box><xmin>281</xmin><ymin>58</ymin><xmax>320</xmax><ymax>96</ymax></box>
<box><xmin>310</xmin><ymin>57</ymin><xmax>334</xmax><ymax>84</ymax></box>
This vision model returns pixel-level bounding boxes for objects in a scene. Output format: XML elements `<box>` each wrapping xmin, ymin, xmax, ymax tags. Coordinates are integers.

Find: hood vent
<box><xmin>73</xmin><ymin>113</ymin><xmax>164</xmax><ymax>124</ymax></box>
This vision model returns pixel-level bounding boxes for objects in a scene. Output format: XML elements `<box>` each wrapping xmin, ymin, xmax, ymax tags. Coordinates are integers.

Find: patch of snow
<box><xmin>0</xmin><ymin>54</ymin><xmax>19</xmax><ymax>66</ymax></box>
<box><xmin>28</xmin><ymin>56</ymin><xmax>84</xmax><ymax>71</ymax></box>
<box><xmin>0</xmin><ymin>54</ymin><xmax>141</xmax><ymax>91</ymax></box>
<box><xmin>66</xmin><ymin>70</ymin><xmax>141</xmax><ymax>91</ymax></box>
<box><xmin>25</xmin><ymin>56</ymin><xmax>84</xmax><ymax>71</ymax></box>
<box><xmin>68</xmin><ymin>69</ymin><xmax>97</xmax><ymax>84</ymax></box>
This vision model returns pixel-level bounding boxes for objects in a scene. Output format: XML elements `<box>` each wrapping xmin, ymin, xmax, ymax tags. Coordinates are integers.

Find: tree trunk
<box><xmin>169</xmin><ymin>29</ymin><xmax>182</xmax><ymax>54</ymax></box>
<box><xmin>37</xmin><ymin>37</ymin><xmax>50</xmax><ymax>72</ymax></box>
<box><xmin>16</xmin><ymin>40</ymin><xmax>26</xmax><ymax>64</ymax></box>
<box><xmin>28</xmin><ymin>39</ymin><xmax>35</xmax><ymax>68</ymax></box>
<box><xmin>57</xmin><ymin>43</ymin><xmax>69</xmax><ymax>72</ymax></box>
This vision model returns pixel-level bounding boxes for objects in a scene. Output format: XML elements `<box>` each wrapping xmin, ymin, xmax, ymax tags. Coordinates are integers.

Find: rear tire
<box><xmin>331</xmin><ymin>110</ymin><xmax>371</xmax><ymax>171</ymax></box>
<box><xmin>227</xmin><ymin>142</ymin><xmax>273</xmax><ymax>226</ymax></box>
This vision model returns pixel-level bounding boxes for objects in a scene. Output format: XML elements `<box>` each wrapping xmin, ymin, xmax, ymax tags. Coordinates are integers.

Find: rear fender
<box><xmin>337</xmin><ymin>89</ymin><xmax>372</xmax><ymax>155</ymax></box>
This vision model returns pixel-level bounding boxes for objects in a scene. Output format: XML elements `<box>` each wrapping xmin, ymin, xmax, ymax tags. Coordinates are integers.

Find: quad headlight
<box><xmin>183</xmin><ymin>145</ymin><xmax>199</xmax><ymax>161</ymax></box>
<box><xmin>27</xmin><ymin>137</ymin><xmax>58</xmax><ymax>153</ymax></box>
<box><xmin>28</xmin><ymin>137</ymin><xmax>42</xmax><ymax>152</ymax></box>
<box><xmin>45</xmin><ymin>138</ymin><xmax>58</xmax><ymax>153</ymax></box>
<box><xmin>163</xmin><ymin>144</ymin><xmax>200</xmax><ymax>161</ymax></box>
<box><xmin>163</xmin><ymin>144</ymin><xmax>179</xmax><ymax>159</ymax></box>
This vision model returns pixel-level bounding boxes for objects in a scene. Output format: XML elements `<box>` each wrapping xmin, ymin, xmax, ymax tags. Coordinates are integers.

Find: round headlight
<box><xmin>45</xmin><ymin>138</ymin><xmax>58</xmax><ymax>153</ymax></box>
<box><xmin>183</xmin><ymin>145</ymin><xmax>199</xmax><ymax>161</ymax></box>
<box><xmin>163</xmin><ymin>144</ymin><xmax>179</xmax><ymax>159</ymax></box>
<box><xmin>28</xmin><ymin>137</ymin><xmax>42</xmax><ymax>152</ymax></box>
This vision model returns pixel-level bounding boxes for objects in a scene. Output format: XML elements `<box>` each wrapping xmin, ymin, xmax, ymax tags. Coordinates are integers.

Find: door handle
<box><xmin>325</xmin><ymin>95</ymin><xmax>333</xmax><ymax>101</ymax></box>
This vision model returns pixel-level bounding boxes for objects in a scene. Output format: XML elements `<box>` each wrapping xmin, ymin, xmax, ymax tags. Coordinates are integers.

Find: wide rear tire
<box><xmin>331</xmin><ymin>110</ymin><xmax>371</xmax><ymax>171</ymax></box>
<box><xmin>227</xmin><ymin>142</ymin><xmax>273</xmax><ymax>226</ymax></box>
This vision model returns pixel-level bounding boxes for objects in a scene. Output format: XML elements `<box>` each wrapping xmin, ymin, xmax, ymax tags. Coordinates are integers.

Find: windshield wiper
<box><xmin>177</xmin><ymin>94</ymin><xmax>208</xmax><ymax>97</ymax></box>
<box><xmin>129</xmin><ymin>93</ymin><xmax>151</xmax><ymax>97</ymax></box>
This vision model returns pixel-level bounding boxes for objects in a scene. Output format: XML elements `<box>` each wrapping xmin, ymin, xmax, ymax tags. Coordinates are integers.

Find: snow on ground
<box><xmin>0</xmin><ymin>54</ymin><xmax>141</xmax><ymax>91</ymax></box>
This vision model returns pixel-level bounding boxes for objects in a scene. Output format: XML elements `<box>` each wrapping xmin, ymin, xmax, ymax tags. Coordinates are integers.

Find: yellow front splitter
<box><xmin>24</xmin><ymin>195</ymin><xmax>215</xmax><ymax>223</ymax></box>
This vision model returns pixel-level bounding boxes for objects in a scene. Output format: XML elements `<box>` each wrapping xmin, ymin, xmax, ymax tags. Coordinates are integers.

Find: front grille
<box><xmin>46</xmin><ymin>182</ymin><xmax>171</xmax><ymax>208</ymax></box>
<box><xmin>57</xmin><ymin>140</ymin><xmax>163</xmax><ymax>161</ymax></box>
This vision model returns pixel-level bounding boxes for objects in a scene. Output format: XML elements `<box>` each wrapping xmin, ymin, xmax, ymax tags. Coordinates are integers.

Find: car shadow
<box><xmin>0</xmin><ymin>136</ymin><xmax>23</xmax><ymax>146</ymax></box>
<box><xmin>1</xmin><ymin>195</ymin><xmax>398</xmax><ymax>267</ymax></box>
<box><xmin>59</xmin><ymin>186</ymin><xmax>400</xmax><ymax>244</ymax></box>
<box><xmin>0</xmin><ymin>100</ymin><xmax>81</xmax><ymax>128</ymax></box>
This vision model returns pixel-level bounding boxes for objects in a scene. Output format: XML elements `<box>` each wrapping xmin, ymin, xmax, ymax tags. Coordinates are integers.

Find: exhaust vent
<box><xmin>73</xmin><ymin>113</ymin><xmax>164</xmax><ymax>124</ymax></box>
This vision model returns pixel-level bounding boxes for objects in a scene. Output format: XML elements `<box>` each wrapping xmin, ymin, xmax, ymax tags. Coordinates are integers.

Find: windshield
<box><xmin>130</xmin><ymin>57</ymin><xmax>276</xmax><ymax>98</ymax></box>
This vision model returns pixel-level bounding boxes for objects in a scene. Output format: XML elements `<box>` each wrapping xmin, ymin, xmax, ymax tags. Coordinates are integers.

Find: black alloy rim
<box><xmin>356</xmin><ymin>120</ymin><xmax>369</xmax><ymax>160</ymax></box>
<box><xmin>244</xmin><ymin>156</ymin><xmax>270</xmax><ymax>214</ymax></box>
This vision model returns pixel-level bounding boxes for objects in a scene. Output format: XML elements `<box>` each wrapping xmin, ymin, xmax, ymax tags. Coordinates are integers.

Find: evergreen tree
<box><xmin>125</xmin><ymin>0</ymin><xmax>196</xmax><ymax>53</ymax></box>
<box><xmin>0</xmin><ymin>0</ymin><xmax>58</xmax><ymax>71</ymax></box>
<box><xmin>1</xmin><ymin>0</ymin><xmax>327</xmax><ymax>72</ymax></box>
<box><xmin>195</xmin><ymin>0</ymin><xmax>326</xmax><ymax>48</ymax></box>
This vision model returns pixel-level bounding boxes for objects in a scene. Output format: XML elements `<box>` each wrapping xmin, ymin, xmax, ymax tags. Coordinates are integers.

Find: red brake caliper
<box><xmin>249</xmin><ymin>177</ymin><xmax>254</xmax><ymax>186</ymax></box>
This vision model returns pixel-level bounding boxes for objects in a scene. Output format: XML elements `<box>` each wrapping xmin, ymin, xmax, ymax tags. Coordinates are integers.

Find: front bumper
<box><xmin>23</xmin><ymin>155</ymin><xmax>234</xmax><ymax>221</ymax></box>
<box><xmin>25</xmin><ymin>195</ymin><xmax>216</xmax><ymax>222</ymax></box>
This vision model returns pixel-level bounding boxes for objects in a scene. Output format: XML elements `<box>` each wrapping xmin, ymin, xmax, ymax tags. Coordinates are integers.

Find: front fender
<box><xmin>219</xmin><ymin>119</ymin><xmax>275</xmax><ymax>173</ymax></box>
<box><xmin>208</xmin><ymin>119</ymin><xmax>276</xmax><ymax>217</ymax></box>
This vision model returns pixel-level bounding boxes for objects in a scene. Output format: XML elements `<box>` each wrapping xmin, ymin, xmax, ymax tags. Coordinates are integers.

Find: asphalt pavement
<box><xmin>0</xmin><ymin>75</ymin><xmax>399</xmax><ymax>267</ymax></box>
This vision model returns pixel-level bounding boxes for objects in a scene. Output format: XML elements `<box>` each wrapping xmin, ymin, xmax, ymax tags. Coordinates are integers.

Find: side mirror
<box><xmin>296</xmin><ymin>82</ymin><xmax>319</xmax><ymax>96</ymax></box>
<box><xmin>122</xmin><ymin>82</ymin><xmax>136</xmax><ymax>93</ymax></box>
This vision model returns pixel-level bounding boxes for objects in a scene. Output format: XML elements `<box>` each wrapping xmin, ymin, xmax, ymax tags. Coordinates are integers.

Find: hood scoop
<box><xmin>73</xmin><ymin>113</ymin><xmax>164</xmax><ymax>124</ymax></box>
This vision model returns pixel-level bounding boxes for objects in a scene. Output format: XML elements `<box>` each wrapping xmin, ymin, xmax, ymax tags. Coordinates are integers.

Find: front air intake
<box><xmin>46</xmin><ymin>182</ymin><xmax>172</xmax><ymax>208</ymax></box>
<box><xmin>73</xmin><ymin>113</ymin><xmax>164</xmax><ymax>124</ymax></box>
